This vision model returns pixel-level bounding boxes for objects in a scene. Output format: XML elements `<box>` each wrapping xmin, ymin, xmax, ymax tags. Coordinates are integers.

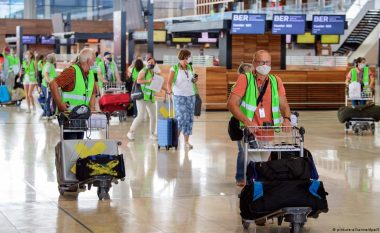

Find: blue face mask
<box><xmin>147</xmin><ymin>64</ymin><xmax>155</xmax><ymax>70</ymax></box>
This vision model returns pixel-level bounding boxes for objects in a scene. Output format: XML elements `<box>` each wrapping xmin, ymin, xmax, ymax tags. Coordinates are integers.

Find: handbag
<box><xmin>131</xmin><ymin>82</ymin><xmax>143</xmax><ymax>101</ymax></box>
<box><xmin>194</xmin><ymin>94</ymin><xmax>202</xmax><ymax>116</ymax></box>
<box><xmin>228</xmin><ymin>76</ymin><xmax>269</xmax><ymax>141</ymax></box>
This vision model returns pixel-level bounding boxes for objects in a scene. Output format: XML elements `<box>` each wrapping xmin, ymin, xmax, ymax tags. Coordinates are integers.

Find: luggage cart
<box><xmin>55</xmin><ymin>112</ymin><xmax>125</xmax><ymax>200</ymax></box>
<box><xmin>345</xmin><ymin>88</ymin><xmax>376</xmax><ymax>135</ymax></box>
<box><xmin>101</xmin><ymin>82</ymin><xmax>130</xmax><ymax>122</ymax></box>
<box><xmin>241</xmin><ymin>125</ymin><xmax>310</xmax><ymax>233</ymax></box>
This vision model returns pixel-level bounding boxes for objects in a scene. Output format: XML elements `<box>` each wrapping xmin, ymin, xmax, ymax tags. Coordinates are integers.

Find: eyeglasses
<box><xmin>255</xmin><ymin>60</ymin><xmax>271</xmax><ymax>66</ymax></box>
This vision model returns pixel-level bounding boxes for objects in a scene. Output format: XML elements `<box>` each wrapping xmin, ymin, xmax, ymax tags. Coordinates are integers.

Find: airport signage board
<box><xmin>272</xmin><ymin>14</ymin><xmax>306</xmax><ymax>35</ymax></box>
<box><xmin>312</xmin><ymin>15</ymin><xmax>345</xmax><ymax>35</ymax></box>
<box><xmin>231</xmin><ymin>13</ymin><xmax>266</xmax><ymax>34</ymax></box>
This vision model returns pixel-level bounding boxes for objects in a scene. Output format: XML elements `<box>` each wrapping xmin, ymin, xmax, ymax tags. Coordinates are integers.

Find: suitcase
<box><xmin>55</xmin><ymin>140</ymin><xmax>120</xmax><ymax>186</ymax></box>
<box><xmin>99</xmin><ymin>93</ymin><xmax>131</xmax><ymax>114</ymax></box>
<box><xmin>157</xmin><ymin>95</ymin><xmax>178</xmax><ymax>150</ymax></box>
<box><xmin>0</xmin><ymin>85</ymin><xmax>10</xmax><ymax>103</ymax></box>
<box><xmin>76</xmin><ymin>154</ymin><xmax>125</xmax><ymax>181</ymax></box>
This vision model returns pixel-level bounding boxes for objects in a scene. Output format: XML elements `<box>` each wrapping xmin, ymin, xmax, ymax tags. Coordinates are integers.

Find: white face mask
<box><xmin>256</xmin><ymin>65</ymin><xmax>271</xmax><ymax>75</ymax></box>
<box><xmin>359</xmin><ymin>63</ymin><xmax>366</xmax><ymax>69</ymax></box>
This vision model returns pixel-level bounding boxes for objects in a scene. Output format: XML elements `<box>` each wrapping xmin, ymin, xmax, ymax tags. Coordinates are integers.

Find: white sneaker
<box><xmin>184</xmin><ymin>143</ymin><xmax>193</xmax><ymax>150</ymax></box>
<box><xmin>127</xmin><ymin>132</ymin><xmax>135</xmax><ymax>141</ymax></box>
<box><xmin>150</xmin><ymin>134</ymin><xmax>157</xmax><ymax>140</ymax></box>
<box><xmin>42</xmin><ymin>116</ymin><xmax>48</xmax><ymax>120</ymax></box>
<box><xmin>26</xmin><ymin>109</ymin><xmax>31</xmax><ymax>113</ymax></box>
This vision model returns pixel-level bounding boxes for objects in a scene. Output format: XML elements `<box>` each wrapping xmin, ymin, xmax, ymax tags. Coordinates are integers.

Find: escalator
<box><xmin>335</xmin><ymin>10</ymin><xmax>380</xmax><ymax>56</ymax></box>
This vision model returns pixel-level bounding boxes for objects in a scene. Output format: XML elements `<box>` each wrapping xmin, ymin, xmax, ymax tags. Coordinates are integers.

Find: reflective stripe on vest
<box><xmin>140</xmin><ymin>68</ymin><xmax>155</xmax><ymax>102</ymax></box>
<box><xmin>42</xmin><ymin>62</ymin><xmax>57</xmax><ymax>87</ymax></box>
<box><xmin>23</xmin><ymin>59</ymin><xmax>36</xmax><ymax>81</ymax></box>
<box><xmin>100</xmin><ymin>61</ymin><xmax>115</xmax><ymax>82</ymax></box>
<box><xmin>351</xmin><ymin>67</ymin><xmax>369</xmax><ymax>87</ymax></box>
<box><xmin>172</xmin><ymin>63</ymin><xmax>198</xmax><ymax>94</ymax></box>
<box><xmin>239</xmin><ymin>73</ymin><xmax>281</xmax><ymax>127</ymax></box>
<box><xmin>61</xmin><ymin>64</ymin><xmax>95</xmax><ymax>110</ymax></box>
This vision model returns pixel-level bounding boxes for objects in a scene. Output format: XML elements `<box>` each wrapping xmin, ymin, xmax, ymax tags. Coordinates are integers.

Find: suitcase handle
<box><xmin>164</xmin><ymin>93</ymin><xmax>174</xmax><ymax>118</ymax></box>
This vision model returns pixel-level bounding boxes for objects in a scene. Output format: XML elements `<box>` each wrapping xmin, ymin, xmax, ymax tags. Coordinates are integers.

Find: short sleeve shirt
<box><xmin>231</xmin><ymin>73</ymin><xmax>286</xmax><ymax>126</ymax></box>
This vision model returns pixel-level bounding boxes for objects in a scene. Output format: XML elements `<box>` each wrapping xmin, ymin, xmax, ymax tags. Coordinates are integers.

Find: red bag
<box><xmin>99</xmin><ymin>93</ymin><xmax>131</xmax><ymax>114</ymax></box>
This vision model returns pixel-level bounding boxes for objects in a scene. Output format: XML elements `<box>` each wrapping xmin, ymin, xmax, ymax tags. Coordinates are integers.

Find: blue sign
<box><xmin>41</xmin><ymin>36</ymin><xmax>55</xmax><ymax>45</ymax></box>
<box><xmin>231</xmin><ymin>13</ymin><xmax>266</xmax><ymax>34</ymax></box>
<box><xmin>22</xmin><ymin>36</ymin><xmax>36</xmax><ymax>44</ymax></box>
<box><xmin>272</xmin><ymin>14</ymin><xmax>306</xmax><ymax>35</ymax></box>
<box><xmin>312</xmin><ymin>15</ymin><xmax>345</xmax><ymax>35</ymax></box>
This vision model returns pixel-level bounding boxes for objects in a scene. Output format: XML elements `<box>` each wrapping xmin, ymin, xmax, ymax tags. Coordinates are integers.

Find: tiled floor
<box><xmin>0</xmin><ymin>105</ymin><xmax>379</xmax><ymax>233</ymax></box>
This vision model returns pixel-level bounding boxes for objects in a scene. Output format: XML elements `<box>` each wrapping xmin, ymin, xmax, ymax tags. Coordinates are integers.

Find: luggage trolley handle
<box><xmin>164</xmin><ymin>93</ymin><xmax>174</xmax><ymax>118</ymax></box>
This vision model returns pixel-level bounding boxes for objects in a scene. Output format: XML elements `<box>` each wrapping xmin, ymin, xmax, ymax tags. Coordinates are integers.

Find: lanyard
<box><xmin>78</xmin><ymin>65</ymin><xmax>89</xmax><ymax>103</ymax></box>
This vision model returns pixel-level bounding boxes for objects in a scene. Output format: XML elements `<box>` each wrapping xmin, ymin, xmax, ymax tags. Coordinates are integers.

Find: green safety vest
<box><xmin>37</xmin><ymin>60</ymin><xmax>43</xmax><ymax>71</ymax></box>
<box><xmin>131</xmin><ymin>67</ymin><xmax>140</xmax><ymax>82</ymax></box>
<box><xmin>100</xmin><ymin>61</ymin><xmax>116</xmax><ymax>83</ymax></box>
<box><xmin>172</xmin><ymin>63</ymin><xmax>197</xmax><ymax>94</ymax></box>
<box><xmin>140</xmin><ymin>67</ymin><xmax>155</xmax><ymax>103</ymax></box>
<box><xmin>351</xmin><ymin>67</ymin><xmax>369</xmax><ymax>87</ymax></box>
<box><xmin>23</xmin><ymin>59</ymin><xmax>36</xmax><ymax>82</ymax></box>
<box><xmin>4</xmin><ymin>54</ymin><xmax>15</xmax><ymax>72</ymax></box>
<box><xmin>239</xmin><ymin>72</ymin><xmax>281</xmax><ymax>127</ymax></box>
<box><xmin>42</xmin><ymin>62</ymin><xmax>57</xmax><ymax>87</ymax></box>
<box><xmin>61</xmin><ymin>64</ymin><xmax>95</xmax><ymax>111</ymax></box>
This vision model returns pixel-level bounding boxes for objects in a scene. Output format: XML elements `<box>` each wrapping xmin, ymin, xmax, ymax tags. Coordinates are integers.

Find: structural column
<box><xmin>24</xmin><ymin>0</ymin><xmax>37</xmax><ymax>19</ymax></box>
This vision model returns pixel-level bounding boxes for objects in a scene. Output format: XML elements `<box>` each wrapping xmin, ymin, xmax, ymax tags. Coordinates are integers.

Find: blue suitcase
<box><xmin>157</xmin><ymin>95</ymin><xmax>178</xmax><ymax>150</ymax></box>
<box><xmin>0</xmin><ymin>85</ymin><xmax>11</xmax><ymax>103</ymax></box>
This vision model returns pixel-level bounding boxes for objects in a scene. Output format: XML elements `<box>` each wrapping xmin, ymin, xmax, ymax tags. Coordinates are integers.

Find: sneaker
<box><xmin>26</xmin><ymin>109</ymin><xmax>31</xmax><ymax>113</ymax></box>
<box><xmin>236</xmin><ymin>180</ymin><xmax>245</xmax><ymax>187</ymax></box>
<box><xmin>127</xmin><ymin>132</ymin><xmax>135</xmax><ymax>141</ymax></box>
<box><xmin>41</xmin><ymin>116</ymin><xmax>48</xmax><ymax>120</ymax></box>
<box><xmin>184</xmin><ymin>143</ymin><xmax>193</xmax><ymax>150</ymax></box>
<box><xmin>150</xmin><ymin>134</ymin><xmax>157</xmax><ymax>140</ymax></box>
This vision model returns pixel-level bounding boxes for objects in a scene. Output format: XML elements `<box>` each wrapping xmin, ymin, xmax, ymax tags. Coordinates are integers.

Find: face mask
<box><xmin>187</xmin><ymin>57</ymin><xmax>192</xmax><ymax>62</ymax></box>
<box><xmin>256</xmin><ymin>65</ymin><xmax>271</xmax><ymax>75</ymax></box>
<box><xmin>147</xmin><ymin>64</ymin><xmax>154</xmax><ymax>70</ymax></box>
<box><xmin>24</xmin><ymin>55</ymin><xmax>29</xmax><ymax>60</ymax></box>
<box><xmin>107</xmin><ymin>57</ymin><xmax>112</xmax><ymax>62</ymax></box>
<box><xmin>359</xmin><ymin>63</ymin><xmax>366</xmax><ymax>69</ymax></box>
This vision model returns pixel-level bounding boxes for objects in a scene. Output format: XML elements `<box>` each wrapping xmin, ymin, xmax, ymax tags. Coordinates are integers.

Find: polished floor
<box><xmin>0</xmin><ymin>104</ymin><xmax>380</xmax><ymax>233</ymax></box>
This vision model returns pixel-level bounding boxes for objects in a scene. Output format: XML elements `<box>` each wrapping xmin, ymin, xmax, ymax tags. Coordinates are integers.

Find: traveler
<box><xmin>22</xmin><ymin>50</ymin><xmax>38</xmax><ymax>113</ymax></box>
<box><xmin>345</xmin><ymin>57</ymin><xmax>375</xmax><ymax>107</ymax></box>
<box><xmin>227</xmin><ymin>50</ymin><xmax>292</xmax><ymax>186</ymax></box>
<box><xmin>50</xmin><ymin>48</ymin><xmax>97</xmax><ymax>139</ymax></box>
<box><xmin>127</xmin><ymin>57</ymin><xmax>163</xmax><ymax>141</ymax></box>
<box><xmin>41</xmin><ymin>53</ymin><xmax>57</xmax><ymax>118</ymax></box>
<box><xmin>167</xmin><ymin>49</ymin><xmax>199</xmax><ymax>150</ymax></box>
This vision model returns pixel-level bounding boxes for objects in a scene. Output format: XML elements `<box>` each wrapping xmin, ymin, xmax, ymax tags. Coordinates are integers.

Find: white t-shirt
<box><xmin>170</xmin><ymin>67</ymin><xmax>195</xmax><ymax>96</ymax></box>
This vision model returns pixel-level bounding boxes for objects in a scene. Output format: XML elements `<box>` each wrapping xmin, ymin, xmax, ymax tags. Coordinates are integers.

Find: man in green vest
<box><xmin>227</xmin><ymin>50</ymin><xmax>291</xmax><ymax>187</ymax></box>
<box><xmin>50</xmin><ymin>48</ymin><xmax>97</xmax><ymax>139</ymax></box>
<box><xmin>99</xmin><ymin>51</ymin><xmax>120</xmax><ymax>84</ymax></box>
<box><xmin>2</xmin><ymin>47</ymin><xmax>16</xmax><ymax>92</ymax></box>
<box><xmin>41</xmin><ymin>53</ymin><xmax>57</xmax><ymax>119</ymax></box>
<box><xmin>345</xmin><ymin>57</ymin><xmax>375</xmax><ymax>106</ymax></box>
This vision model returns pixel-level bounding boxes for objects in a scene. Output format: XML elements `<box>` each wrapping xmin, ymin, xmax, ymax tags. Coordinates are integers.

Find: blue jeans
<box><xmin>42</xmin><ymin>86</ymin><xmax>55</xmax><ymax>116</ymax></box>
<box><xmin>236</xmin><ymin>140</ymin><xmax>244</xmax><ymax>182</ymax></box>
<box><xmin>352</xmin><ymin>100</ymin><xmax>366</xmax><ymax>107</ymax></box>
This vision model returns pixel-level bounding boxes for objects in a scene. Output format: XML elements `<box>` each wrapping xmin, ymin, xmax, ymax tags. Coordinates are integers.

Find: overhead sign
<box><xmin>22</xmin><ymin>36</ymin><xmax>36</xmax><ymax>44</ymax></box>
<box><xmin>272</xmin><ymin>14</ymin><xmax>306</xmax><ymax>35</ymax></box>
<box><xmin>312</xmin><ymin>15</ymin><xmax>345</xmax><ymax>35</ymax></box>
<box><xmin>231</xmin><ymin>13</ymin><xmax>266</xmax><ymax>34</ymax></box>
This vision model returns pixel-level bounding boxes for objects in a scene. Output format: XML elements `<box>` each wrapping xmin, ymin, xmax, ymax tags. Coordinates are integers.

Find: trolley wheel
<box><xmin>175</xmin><ymin>146</ymin><xmax>178</xmax><ymax>150</ymax></box>
<box><xmin>242</xmin><ymin>221</ymin><xmax>250</xmax><ymax>229</ymax></box>
<box><xmin>58</xmin><ymin>186</ymin><xmax>65</xmax><ymax>196</ymax></box>
<box><xmin>371</xmin><ymin>123</ymin><xmax>375</xmax><ymax>135</ymax></box>
<box><xmin>278</xmin><ymin>216</ymin><xmax>284</xmax><ymax>226</ymax></box>
<box><xmin>290</xmin><ymin>223</ymin><xmax>301</xmax><ymax>233</ymax></box>
<box><xmin>97</xmin><ymin>187</ymin><xmax>110</xmax><ymax>200</ymax></box>
<box><xmin>16</xmin><ymin>101</ymin><xmax>21</xmax><ymax>107</ymax></box>
<box><xmin>345</xmin><ymin>122</ymin><xmax>350</xmax><ymax>129</ymax></box>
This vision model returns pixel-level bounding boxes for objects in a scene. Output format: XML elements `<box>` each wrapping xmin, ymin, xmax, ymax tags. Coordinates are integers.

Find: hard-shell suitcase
<box><xmin>157</xmin><ymin>95</ymin><xmax>178</xmax><ymax>150</ymax></box>
<box><xmin>99</xmin><ymin>93</ymin><xmax>131</xmax><ymax>114</ymax></box>
<box><xmin>0</xmin><ymin>84</ymin><xmax>10</xmax><ymax>103</ymax></box>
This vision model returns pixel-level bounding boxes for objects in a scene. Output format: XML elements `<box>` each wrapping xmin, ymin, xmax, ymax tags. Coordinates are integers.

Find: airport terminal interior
<box><xmin>1</xmin><ymin>0</ymin><xmax>380</xmax><ymax>232</ymax></box>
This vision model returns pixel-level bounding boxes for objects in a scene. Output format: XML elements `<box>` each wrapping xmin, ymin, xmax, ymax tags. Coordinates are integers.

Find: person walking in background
<box><xmin>127</xmin><ymin>58</ymin><xmax>162</xmax><ymax>141</ymax></box>
<box><xmin>99</xmin><ymin>51</ymin><xmax>120</xmax><ymax>84</ymax></box>
<box><xmin>41</xmin><ymin>53</ymin><xmax>57</xmax><ymax>119</ymax></box>
<box><xmin>36</xmin><ymin>54</ymin><xmax>44</xmax><ymax>88</ymax></box>
<box><xmin>127</xmin><ymin>58</ymin><xmax>145</xmax><ymax>117</ymax></box>
<box><xmin>22</xmin><ymin>50</ymin><xmax>38</xmax><ymax>113</ymax></box>
<box><xmin>345</xmin><ymin>57</ymin><xmax>375</xmax><ymax>107</ymax></box>
<box><xmin>167</xmin><ymin>49</ymin><xmax>199</xmax><ymax>150</ymax></box>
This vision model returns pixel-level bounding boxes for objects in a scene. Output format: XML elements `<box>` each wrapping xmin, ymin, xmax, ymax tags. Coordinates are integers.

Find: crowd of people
<box><xmin>0</xmin><ymin>47</ymin><xmax>200</xmax><ymax>150</ymax></box>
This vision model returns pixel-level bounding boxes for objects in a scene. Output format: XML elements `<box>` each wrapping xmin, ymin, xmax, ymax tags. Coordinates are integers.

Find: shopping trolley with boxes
<box><xmin>55</xmin><ymin>111</ymin><xmax>125</xmax><ymax>200</ymax></box>
<box><xmin>99</xmin><ymin>82</ymin><xmax>132</xmax><ymax>122</ymax></box>
<box><xmin>239</xmin><ymin>122</ymin><xmax>328</xmax><ymax>233</ymax></box>
<box><xmin>344</xmin><ymin>87</ymin><xmax>376</xmax><ymax>135</ymax></box>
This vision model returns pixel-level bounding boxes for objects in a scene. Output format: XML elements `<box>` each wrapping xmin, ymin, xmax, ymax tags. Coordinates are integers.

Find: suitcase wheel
<box><xmin>290</xmin><ymin>223</ymin><xmax>301</xmax><ymax>233</ymax></box>
<box><xmin>166</xmin><ymin>146</ymin><xmax>169</xmax><ymax>151</ymax></box>
<box><xmin>175</xmin><ymin>146</ymin><xmax>177</xmax><ymax>150</ymax></box>
<box><xmin>97</xmin><ymin>187</ymin><xmax>110</xmax><ymax>200</ymax></box>
<box><xmin>58</xmin><ymin>186</ymin><xmax>65</xmax><ymax>196</ymax></box>
<box><xmin>242</xmin><ymin>221</ymin><xmax>249</xmax><ymax>229</ymax></box>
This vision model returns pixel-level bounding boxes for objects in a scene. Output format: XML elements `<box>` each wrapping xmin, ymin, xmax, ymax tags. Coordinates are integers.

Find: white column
<box><xmin>87</xmin><ymin>0</ymin><xmax>93</xmax><ymax>20</ymax></box>
<box><xmin>44</xmin><ymin>0</ymin><xmax>50</xmax><ymax>19</ymax></box>
<box><xmin>24</xmin><ymin>0</ymin><xmax>37</xmax><ymax>19</ymax></box>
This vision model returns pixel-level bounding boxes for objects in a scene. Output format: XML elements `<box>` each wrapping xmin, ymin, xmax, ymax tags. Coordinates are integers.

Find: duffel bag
<box><xmin>76</xmin><ymin>154</ymin><xmax>125</xmax><ymax>181</ymax></box>
<box><xmin>239</xmin><ymin>179</ymin><xmax>328</xmax><ymax>220</ymax></box>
